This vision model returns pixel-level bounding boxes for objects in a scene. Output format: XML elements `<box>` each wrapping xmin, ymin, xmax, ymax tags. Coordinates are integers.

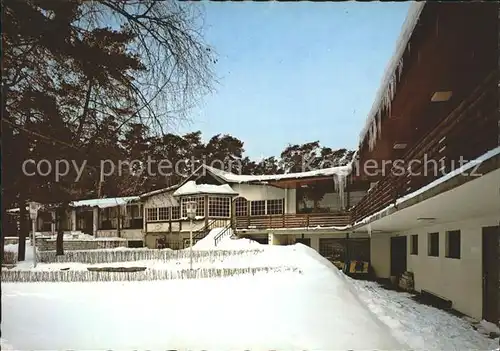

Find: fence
<box><xmin>2</xmin><ymin>266</ymin><xmax>302</xmax><ymax>283</ymax></box>
<box><xmin>38</xmin><ymin>248</ymin><xmax>265</xmax><ymax>264</ymax></box>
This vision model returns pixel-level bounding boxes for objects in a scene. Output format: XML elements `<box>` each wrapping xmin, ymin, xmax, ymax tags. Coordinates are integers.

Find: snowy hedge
<box><xmin>38</xmin><ymin>248</ymin><xmax>264</xmax><ymax>264</ymax></box>
<box><xmin>2</xmin><ymin>266</ymin><xmax>301</xmax><ymax>283</ymax></box>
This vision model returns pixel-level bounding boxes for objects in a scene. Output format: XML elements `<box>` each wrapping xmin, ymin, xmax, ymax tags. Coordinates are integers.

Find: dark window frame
<box><xmin>428</xmin><ymin>232</ymin><xmax>439</xmax><ymax>257</ymax></box>
<box><xmin>446</xmin><ymin>230</ymin><xmax>461</xmax><ymax>259</ymax></box>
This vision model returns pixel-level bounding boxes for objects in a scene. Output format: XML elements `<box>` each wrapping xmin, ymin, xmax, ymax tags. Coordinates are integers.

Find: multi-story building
<box><xmin>349</xmin><ymin>2</ymin><xmax>499</xmax><ymax>322</ymax></box>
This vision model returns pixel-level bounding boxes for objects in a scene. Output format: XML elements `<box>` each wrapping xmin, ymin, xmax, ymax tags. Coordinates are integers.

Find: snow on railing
<box><xmin>2</xmin><ymin>266</ymin><xmax>302</xmax><ymax>283</ymax></box>
<box><xmin>38</xmin><ymin>248</ymin><xmax>265</xmax><ymax>264</ymax></box>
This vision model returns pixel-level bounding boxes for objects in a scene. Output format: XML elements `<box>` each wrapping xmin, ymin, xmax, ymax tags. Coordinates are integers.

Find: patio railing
<box><xmin>351</xmin><ymin>71</ymin><xmax>498</xmax><ymax>224</ymax></box>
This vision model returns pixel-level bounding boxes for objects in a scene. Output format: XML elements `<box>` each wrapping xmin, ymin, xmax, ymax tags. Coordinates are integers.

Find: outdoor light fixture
<box><xmin>186</xmin><ymin>200</ymin><xmax>197</xmax><ymax>272</ymax></box>
<box><xmin>393</xmin><ymin>143</ymin><xmax>407</xmax><ymax>150</ymax></box>
<box><xmin>186</xmin><ymin>200</ymin><xmax>197</xmax><ymax>220</ymax></box>
<box><xmin>417</xmin><ymin>217</ymin><xmax>436</xmax><ymax>222</ymax></box>
<box><xmin>431</xmin><ymin>91</ymin><xmax>452</xmax><ymax>102</ymax></box>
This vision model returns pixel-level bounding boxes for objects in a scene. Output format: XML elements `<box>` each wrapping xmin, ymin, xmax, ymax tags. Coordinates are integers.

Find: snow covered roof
<box><xmin>359</xmin><ymin>2</ymin><xmax>426</xmax><ymax>151</ymax></box>
<box><xmin>173</xmin><ymin>181</ymin><xmax>238</xmax><ymax>197</ymax></box>
<box><xmin>70</xmin><ymin>196</ymin><xmax>140</xmax><ymax>209</ymax></box>
<box><xmin>204</xmin><ymin>164</ymin><xmax>352</xmax><ymax>184</ymax></box>
<box><xmin>139</xmin><ymin>184</ymin><xmax>180</xmax><ymax>199</ymax></box>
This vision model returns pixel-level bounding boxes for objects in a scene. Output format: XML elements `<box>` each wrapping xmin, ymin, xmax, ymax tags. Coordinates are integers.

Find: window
<box><xmin>146</xmin><ymin>208</ymin><xmax>158</xmax><ymax>222</ymax></box>
<box><xmin>267</xmin><ymin>199</ymin><xmax>284</xmax><ymax>215</ymax></box>
<box><xmin>171</xmin><ymin>206</ymin><xmax>180</xmax><ymax>220</ymax></box>
<box><xmin>158</xmin><ymin>207</ymin><xmax>169</xmax><ymax>221</ymax></box>
<box><xmin>181</xmin><ymin>196</ymin><xmax>205</xmax><ymax>218</ymax></box>
<box><xmin>428</xmin><ymin>232</ymin><xmax>439</xmax><ymax>257</ymax></box>
<box><xmin>446</xmin><ymin>230</ymin><xmax>461</xmax><ymax>259</ymax></box>
<box><xmin>410</xmin><ymin>235</ymin><xmax>418</xmax><ymax>255</ymax></box>
<box><xmin>250</xmin><ymin>200</ymin><xmax>266</xmax><ymax>216</ymax></box>
<box><xmin>127</xmin><ymin>204</ymin><xmax>142</xmax><ymax>219</ymax></box>
<box><xmin>235</xmin><ymin>197</ymin><xmax>248</xmax><ymax>217</ymax></box>
<box><xmin>208</xmin><ymin>197</ymin><xmax>230</xmax><ymax>218</ymax></box>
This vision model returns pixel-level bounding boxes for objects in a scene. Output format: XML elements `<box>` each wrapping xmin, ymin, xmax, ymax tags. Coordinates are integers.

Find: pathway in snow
<box><xmin>349</xmin><ymin>279</ymin><xmax>498</xmax><ymax>351</ymax></box>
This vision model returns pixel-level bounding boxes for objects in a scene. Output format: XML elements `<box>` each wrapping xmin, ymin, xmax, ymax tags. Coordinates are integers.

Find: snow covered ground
<box><xmin>350</xmin><ymin>279</ymin><xmax>499</xmax><ymax>351</ymax></box>
<box><xmin>3</xmin><ymin>233</ymin><xmax>498</xmax><ymax>350</ymax></box>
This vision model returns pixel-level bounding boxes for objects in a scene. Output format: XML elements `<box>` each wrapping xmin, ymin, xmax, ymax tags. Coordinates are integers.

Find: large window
<box><xmin>127</xmin><ymin>204</ymin><xmax>143</xmax><ymax>218</ymax></box>
<box><xmin>158</xmin><ymin>207</ymin><xmax>169</xmax><ymax>221</ymax></box>
<box><xmin>181</xmin><ymin>196</ymin><xmax>205</xmax><ymax>218</ymax></box>
<box><xmin>171</xmin><ymin>206</ymin><xmax>180</xmax><ymax>220</ymax></box>
<box><xmin>428</xmin><ymin>232</ymin><xmax>439</xmax><ymax>257</ymax></box>
<box><xmin>410</xmin><ymin>234</ymin><xmax>418</xmax><ymax>255</ymax></box>
<box><xmin>250</xmin><ymin>200</ymin><xmax>266</xmax><ymax>216</ymax></box>
<box><xmin>235</xmin><ymin>197</ymin><xmax>248</xmax><ymax>217</ymax></box>
<box><xmin>146</xmin><ymin>208</ymin><xmax>158</xmax><ymax>222</ymax></box>
<box><xmin>208</xmin><ymin>197</ymin><xmax>230</xmax><ymax>218</ymax></box>
<box><xmin>446</xmin><ymin>230</ymin><xmax>461</xmax><ymax>259</ymax></box>
<box><xmin>267</xmin><ymin>199</ymin><xmax>284</xmax><ymax>215</ymax></box>
<box><xmin>146</xmin><ymin>206</ymin><xmax>181</xmax><ymax>222</ymax></box>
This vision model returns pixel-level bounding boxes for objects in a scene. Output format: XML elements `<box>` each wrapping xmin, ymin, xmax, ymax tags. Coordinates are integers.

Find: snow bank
<box><xmin>192</xmin><ymin>227</ymin><xmax>261</xmax><ymax>250</ymax></box>
<box><xmin>173</xmin><ymin>181</ymin><xmax>237</xmax><ymax>196</ymax></box>
<box><xmin>477</xmin><ymin>320</ymin><xmax>500</xmax><ymax>336</ymax></box>
<box><xmin>2</xmin><ymin>246</ymin><xmax>404</xmax><ymax>350</ymax></box>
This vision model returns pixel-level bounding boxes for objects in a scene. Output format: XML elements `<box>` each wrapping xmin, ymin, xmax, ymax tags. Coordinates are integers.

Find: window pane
<box><xmin>146</xmin><ymin>208</ymin><xmax>157</xmax><ymax>222</ymax></box>
<box><xmin>267</xmin><ymin>199</ymin><xmax>284</xmax><ymax>215</ymax></box>
<box><xmin>158</xmin><ymin>207</ymin><xmax>169</xmax><ymax>221</ymax></box>
<box><xmin>235</xmin><ymin>197</ymin><xmax>248</xmax><ymax>217</ymax></box>
<box><xmin>208</xmin><ymin>197</ymin><xmax>230</xmax><ymax>217</ymax></box>
<box><xmin>250</xmin><ymin>200</ymin><xmax>265</xmax><ymax>216</ymax></box>
<box><xmin>171</xmin><ymin>206</ymin><xmax>180</xmax><ymax>220</ymax></box>
<box><xmin>428</xmin><ymin>232</ymin><xmax>439</xmax><ymax>257</ymax></box>
<box><xmin>446</xmin><ymin>230</ymin><xmax>461</xmax><ymax>259</ymax></box>
<box><xmin>411</xmin><ymin>234</ymin><xmax>418</xmax><ymax>255</ymax></box>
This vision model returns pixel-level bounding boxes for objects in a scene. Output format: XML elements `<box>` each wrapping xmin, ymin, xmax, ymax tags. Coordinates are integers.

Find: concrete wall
<box><xmin>146</xmin><ymin>220</ymin><xmax>206</xmax><ymax>234</ymax></box>
<box><xmin>96</xmin><ymin>229</ymin><xmax>143</xmax><ymax>240</ymax></box>
<box><xmin>401</xmin><ymin>215</ymin><xmax>499</xmax><ymax>319</ymax></box>
<box><xmin>370</xmin><ymin>234</ymin><xmax>391</xmax><ymax>279</ymax></box>
<box><xmin>369</xmin><ymin>215</ymin><xmax>499</xmax><ymax>319</ymax></box>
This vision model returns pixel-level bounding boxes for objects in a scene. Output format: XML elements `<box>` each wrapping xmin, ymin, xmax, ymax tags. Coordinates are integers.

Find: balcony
<box><xmin>351</xmin><ymin>71</ymin><xmax>498</xmax><ymax>224</ymax></box>
<box><xmin>235</xmin><ymin>212</ymin><xmax>351</xmax><ymax>231</ymax></box>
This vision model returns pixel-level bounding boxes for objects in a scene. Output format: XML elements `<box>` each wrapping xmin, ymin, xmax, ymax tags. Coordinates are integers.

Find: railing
<box><xmin>213</xmin><ymin>223</ymin><xmax>233</xmax><ymax>246</ymax></box>
<box><xmin>234</xmin><ymin>213</ymin><xmax>350</xmax><ymax>230</ymax></box>
<box><xmin>193</xmin><ymin>218</ymin><xmax>229</xmax><ymax>240</ymax></box>
<box><xmin>351</xmin><ymin>72</ymin><xmax>498</xmax><ymax>224</ymax></box>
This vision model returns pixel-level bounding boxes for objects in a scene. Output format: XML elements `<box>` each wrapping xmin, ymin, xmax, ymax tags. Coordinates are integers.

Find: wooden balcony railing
<box><xmin>235</xmin><ymin>213</ymin><xmax>351</xmax><ymax>230</ymax></box>
<box><xmin>351</xmin><ymin>71</ymin><xmax>498</xmax><ymax>224</ymax></box>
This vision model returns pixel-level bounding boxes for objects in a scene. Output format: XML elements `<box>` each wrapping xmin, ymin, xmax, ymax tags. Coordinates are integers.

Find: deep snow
<box><xmin>2</xmin><ymin>239</ymin><xmax>497</xmax><ymax>351</ymax></box>
<box><xmin>2</xmin><ymin>244</ymin><xmax>403</xmax><ymax>351</ymax></box>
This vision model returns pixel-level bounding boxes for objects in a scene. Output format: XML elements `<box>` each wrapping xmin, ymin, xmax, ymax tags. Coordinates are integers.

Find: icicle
<box><xmin>333</xmin><ymin>173</ymin><xmax>347</xmax><ymax>210</ymax></box>
<box><xmin>397</xmin><ymin>57</ymin><xmax>404</xmax><ymax>80</ymax></box>
<box><xmin>367</xmin><ymin>223</ymin><xmax>372</xmax><ymax>237</ymax></box>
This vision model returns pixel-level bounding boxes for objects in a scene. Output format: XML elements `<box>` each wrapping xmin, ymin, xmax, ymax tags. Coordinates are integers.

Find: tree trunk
<box><xmin>56</xmin><ymin>206</ymin><xmax>65</xmax><ymax>255</ymax></box>
<box><xmin>18</xmin><ymin>195</ymin><xmax>28</xmax><ymax>261</ymax></box>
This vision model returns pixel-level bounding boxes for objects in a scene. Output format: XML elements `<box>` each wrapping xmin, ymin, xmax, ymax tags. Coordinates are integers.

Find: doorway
<box><xmin>390</xmin><ymin>236</ymin><xmax>407</xmax><ymax>277</ymax></box>
<box><xmin>482</xmin><ymin>225</ymin><xmax>500</xmax><ymax>323</ymax></box>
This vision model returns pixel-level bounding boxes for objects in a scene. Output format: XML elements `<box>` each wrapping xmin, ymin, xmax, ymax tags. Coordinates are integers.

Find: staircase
<box><xmin>213</xmin><ymin>223</ymin><xmax>233</xmax><ymax>247</ymax></box>
<box><xmin>192</xmin><ymin>218</ymin><xmax>229</xmax><ymax>244</ymax></box>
